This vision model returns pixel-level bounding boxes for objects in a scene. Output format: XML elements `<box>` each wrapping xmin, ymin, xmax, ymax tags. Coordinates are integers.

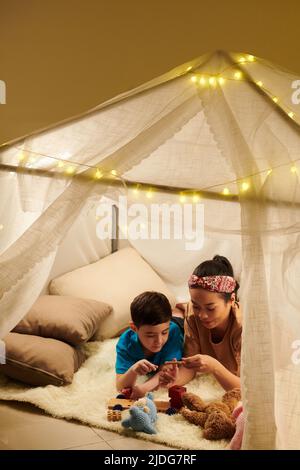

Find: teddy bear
<box><xmin>121</xmin><ymin>393</ymin><xmax>157</xmax><ymax>434</ymax></box>
<box><xmin>180</xmin><ymin>388</ymin><xmax>241</xmax><ymax>440</ymax></box>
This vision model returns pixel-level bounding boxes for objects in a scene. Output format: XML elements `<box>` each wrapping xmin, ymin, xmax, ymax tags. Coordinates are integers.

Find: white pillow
<box><xmin>49</xmin><ymin>247</ymin><xmax>176</xmax><ymax>339</ymax></box>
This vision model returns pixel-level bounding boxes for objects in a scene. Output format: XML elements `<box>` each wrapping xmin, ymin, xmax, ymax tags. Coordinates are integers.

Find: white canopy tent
<box><xmin>0</xmin><ymin>50</ymin><xmax>299</xmax><ymax>449</ymax></box>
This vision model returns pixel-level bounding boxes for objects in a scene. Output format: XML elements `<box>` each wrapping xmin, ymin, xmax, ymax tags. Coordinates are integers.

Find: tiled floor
<box><xmin>0</xmin><ymin>401</ymin><xmax>175</xmax><ymax>450</ymax></box>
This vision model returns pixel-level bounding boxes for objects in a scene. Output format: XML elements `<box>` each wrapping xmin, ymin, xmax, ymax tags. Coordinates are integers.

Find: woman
<box><xmin>160</xmin><ymin>255</ymin><xmax>242</xmax><ymax>391</ymax></box>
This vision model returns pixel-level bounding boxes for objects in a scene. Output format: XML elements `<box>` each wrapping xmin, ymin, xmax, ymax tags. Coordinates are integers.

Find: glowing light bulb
<box><xmin>57</xmin><ymin>161</ymin><xmax>64</xmax><ymax>168</ymax></box>
<box><xmin>146</xmin><ymin>190</ymin><xmax>153</xmax><ymax>199</ymax></box>
<box><xmin>291</xmin><ymin>166</ymin><xmax>298</xmax><ymax>174</ymax></box>
<box><xmin>95</xmin><ymin>169</ymin><xmax>103</xmax><ymax>179</ymax></box>
<box><xmin>199</xmin><ymin>76</ymin><xmax>207</xmax><ymax>86</ymax></box>
<box><xmin>256</xmin><ymin>81</ymin><xmax>263</xmax><ymax>87</ymax></box>
<box><xmin>132</xmin><ymin>186</ymin><xmax>139</xmax><ymax>195</ymax></box>
<box><xmin>209</xmin><ymin>76</ymin><xmax>216</xmax><ymax>86</ymax></box>
<box><xmin>248</xmin><ymin>55</ymin><xmax>255</xmax><ymax>62</ymax></box>
<box><xmin>241</xmin><ymin>182</ymin><xmax>250</xmax><ymax>192</ymax></box>
<box><xmin>18</xmin><ymin>152</ymin><xmax>26</xmax><ymax>162</ymax></box>
<box><xmin>267</xmin><ymin>169</ymin><xmax>272</xmax><ymax>176</ymax></box>
<box><xmin>218</xmin><ymin>77</ymin><xmax>225</xmax><ymax>85</ymax></box>
<box><xmin>192</xmin><ymin>194</ymin><xmax>200</xmax><ymax>202</ymax></box>
<box><xmin>234</xmin><ymin>71</ymin><xmax>242</xmax><ymax>80</ymax></box>
<box><xmin>191</xmin><ymin>76</ymin><xmax>197</xmax><ymax>83</ymax></box>
<box><xmin>66</xmin><ymin>166</ymin><xmax>75</xmax><ymax>175</ymax></box>
<box><xmin>111</xmin><ymin>170</ymin><xmax>117</xmax><ymax>176</ymax></box>
<box><xmin>222</xmin><ymin>188</ymin><xmax>230</xmax><ymax>195</ymax></box>
<box><xmin>238</xmin><ymin>57</ymin><xmax>246</xmax><ymax>63</ymax></box>
<box><xmin>186</xmin><ymin>66</ymin><xmax>192</xmax><ymax>71</ymax></box>
<box><xmin>179</xmin><ymin>193</ymin><xmax>186</xmax><ymax>203</ymax></box>
<box><xmin>272</xmin><ymin>97</ymin><xmax>278</xmax><ymax>103</ymax></box>
<box><xmin>288</xmin><ymin>112</ymin><xmax>295</xmax><ymax>119</ymax></box>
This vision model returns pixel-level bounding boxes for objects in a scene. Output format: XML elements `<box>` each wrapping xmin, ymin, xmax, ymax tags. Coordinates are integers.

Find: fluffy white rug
<box><xmin>0</xmin><ymin>339</ymin><xmax>229</xmax><ymax>450</ymax></box>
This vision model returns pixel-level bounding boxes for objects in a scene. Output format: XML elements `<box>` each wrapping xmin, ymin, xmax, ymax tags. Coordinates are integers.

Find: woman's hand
<box><xmin>131</xmin><ymin>360</ymin><xmax>158</xmax><ymax>376</ymax></box>
<box><xmin>159</xmin><ymin>359</ymin><xmax>179</xmax><ymax>388</ymax></box>
<box><xmin>182</xmin><ymin>354</ymin><xmax>219</xmax><ymax>374</ymax></box>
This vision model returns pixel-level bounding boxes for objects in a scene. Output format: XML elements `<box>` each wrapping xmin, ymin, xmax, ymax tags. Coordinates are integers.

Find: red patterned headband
<box><xmin>188</xmin><ymin>275</ymin><xmax>236</xmax><ymax>293</ymax></box>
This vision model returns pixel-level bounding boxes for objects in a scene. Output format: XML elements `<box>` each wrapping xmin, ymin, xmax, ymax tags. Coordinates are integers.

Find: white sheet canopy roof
<box><xmin>0</xmin><ymin>50</ymin><xmax>299</xmax><ymax>449</ymax></box>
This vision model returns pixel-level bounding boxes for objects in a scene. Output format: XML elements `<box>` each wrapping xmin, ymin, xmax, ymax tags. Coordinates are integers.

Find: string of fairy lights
<box><xmin>0</xmin><ymin>52</ymin><xmax>299</xmax><ymax>218</ymax></box>
<box><xmin>188</xmin><ymin>53</ymin><xmax>299</xmax><ymax>121</ymax></box>
<box><xmin>7</xmin><ymin>143</ymin><xmax>299</xmax><ymax>204</ymax></box>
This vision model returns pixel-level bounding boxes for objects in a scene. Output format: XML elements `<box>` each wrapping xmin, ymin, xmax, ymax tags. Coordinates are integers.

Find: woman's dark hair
<box><xmin>130</xmin><ymin>291</ymin><xmax>172</xmax><ymax>328</ymax></box>
<box><xmin>192</xmin><ymin>255</ymin><xmax>239</xmax><ymax>302</ymax></box>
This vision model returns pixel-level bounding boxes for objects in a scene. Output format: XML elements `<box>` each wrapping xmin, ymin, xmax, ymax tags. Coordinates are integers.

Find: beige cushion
<box><xmin>0</xmin><ymin>333</ymin><xmax>86</xmax><ymax>386</ymax></box>
<box><xmin>13</xmin><ymin>295</ymin><xmax>112</xmax><ymax>346</ymax></box>
<box><xmin>49</xmin><ymin>247</ymin><xmax>176</xmax><ymax>339</ymax></box>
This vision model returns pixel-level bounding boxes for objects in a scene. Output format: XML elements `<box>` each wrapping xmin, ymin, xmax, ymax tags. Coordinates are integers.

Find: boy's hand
<box><xmin>182</xmin><ymin>354</ymin><xmax>218</xmax><ymax>374</ymax></box>
<box><xmin>159</xmin><ymin>359</ymin><xmax>179</xmax><ymax>388</ymax></box>
<box><xmin>131</xmin><ymin>359</ymin><xmax>158</xmax><ymax>376</ymax></box>
<box><xmin>130</xmin><ymin>383</ymin><xmax>147</xmax><ymax>400</ymax></box>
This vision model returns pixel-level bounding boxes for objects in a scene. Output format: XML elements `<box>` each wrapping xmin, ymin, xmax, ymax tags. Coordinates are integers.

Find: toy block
<box><xmin>168</xmin><ymin>385</ymin><xmax>187</xmax><ymax>396</ymax></box>
<box><xmin>120</xmin><ymin>387</ymin><xmax>132</xmax><ymax>399</ymax></box>
<box><xmin>168</xmin><ymin>385</ymin><xmax>187</xmax><ymax>409</ymax></box>
<box><xmin>107</xmin><ymin>410</ymin><xmax>122</xmax><ymax>421</ymax></box>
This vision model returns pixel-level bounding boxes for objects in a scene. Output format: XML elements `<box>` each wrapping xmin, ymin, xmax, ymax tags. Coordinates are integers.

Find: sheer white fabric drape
<box><xmin>0</xmin><ymin>50</ymin><xmax>299</xmax><ymax>449</ymax></box>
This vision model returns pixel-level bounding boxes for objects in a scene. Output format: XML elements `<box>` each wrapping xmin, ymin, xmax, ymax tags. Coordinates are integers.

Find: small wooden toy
<box><xmin>107</xmin><ymin>397</ymin><xmax>171</xmax><ymax>413</ymax></box>
<box><xmin>107</xmin><ymin>387</ymin><xmax>187</xmax><ymax>417</ymax></box>
<box><xmin>107</xmin><ymin>410</ymin><xmax>122</xmax><ymax>421</ymax></box>
<box><xmin>108</xmin><ymin>398</ymin><xmax>134</xmax><ymax>410</ymax></box>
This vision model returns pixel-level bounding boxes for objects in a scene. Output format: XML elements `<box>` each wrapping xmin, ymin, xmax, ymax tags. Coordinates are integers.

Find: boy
<box><xmin>115</xmin><ymin>291</ymin><xmax>183</xmax><ymax>400</ymax></box>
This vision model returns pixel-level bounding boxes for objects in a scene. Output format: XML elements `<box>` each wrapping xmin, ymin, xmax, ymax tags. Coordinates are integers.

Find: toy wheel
<box><xmin>166</xmin><ymin>407</ymin><xmax>177</xmax><ymax>415</ymax></box>
<box><xmin>113</xmin><ymin>404</ymin><xmax>123</xmax><ymax>411</ymax></box>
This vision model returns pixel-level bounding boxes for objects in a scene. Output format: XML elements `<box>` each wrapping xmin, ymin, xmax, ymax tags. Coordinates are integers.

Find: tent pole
<box><xmin>0</xmin><ymin>164</ymin><xmax>298</xmax><ymax>208</ymax></box>
<box><xmin>111</xmin><ymin>204</ymin><xmax>119</xmax><ymax>253</ymax></box>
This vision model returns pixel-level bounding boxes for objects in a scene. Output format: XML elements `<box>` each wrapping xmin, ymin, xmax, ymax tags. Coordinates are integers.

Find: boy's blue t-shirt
<box><xmin>115</xmin><ymin>321</ymin><xmax>183</xmax><ymax>374</ymax></box>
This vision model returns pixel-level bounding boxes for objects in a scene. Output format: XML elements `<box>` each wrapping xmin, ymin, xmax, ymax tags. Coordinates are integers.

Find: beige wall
<box><xmin>0</xmin><ymin>0</ymin><xmax>300</xmax><ymax>145</ymax></box>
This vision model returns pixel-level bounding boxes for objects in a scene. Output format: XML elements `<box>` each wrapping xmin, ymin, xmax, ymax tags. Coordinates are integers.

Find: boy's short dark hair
<box><xmin>130</xmin><ymin>291</ymin><xmax>172</xmax><ymax>328</ymax></box>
